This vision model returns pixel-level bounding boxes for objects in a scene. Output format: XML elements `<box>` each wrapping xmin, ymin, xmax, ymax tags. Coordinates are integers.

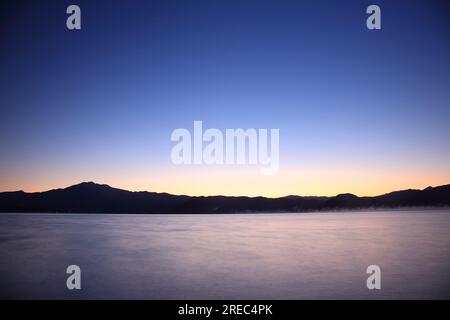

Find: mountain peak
<box><xmin>335</xmin><ymin>193</ymin><xmax>358</xmax><ymax>199</ymax></box>
<box><xmin>64</xmin><ymin>181</ymin><xmax>114</xmax><ymax>191</ymax></box>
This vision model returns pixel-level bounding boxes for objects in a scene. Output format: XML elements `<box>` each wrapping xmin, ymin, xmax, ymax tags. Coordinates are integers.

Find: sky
<box><xmin>0</xmin><ymin>0</ymin><xmax>449</xmax><ymax>197</ymax></box>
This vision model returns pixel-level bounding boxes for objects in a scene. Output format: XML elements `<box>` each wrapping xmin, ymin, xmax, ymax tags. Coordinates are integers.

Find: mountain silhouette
<box><xmin>0</xmin><ymin>182</ymin><xmax>449</xmax><ymax>213</ymax></box>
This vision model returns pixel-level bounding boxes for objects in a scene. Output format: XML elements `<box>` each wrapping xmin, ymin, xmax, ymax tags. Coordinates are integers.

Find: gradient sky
<box><xmin>1</xmin><ymin>0</ymin><xmax>449</xmax><ymax>197</ymax></box>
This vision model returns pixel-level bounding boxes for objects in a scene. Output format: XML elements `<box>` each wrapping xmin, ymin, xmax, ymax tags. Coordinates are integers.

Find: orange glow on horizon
<box><xmin>1</xmin><ymin>164</ymin><xmax>449</xmax><ymax>198</ymax></box>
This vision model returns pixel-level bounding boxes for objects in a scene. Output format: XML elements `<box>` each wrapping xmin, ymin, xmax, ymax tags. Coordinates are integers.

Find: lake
<box><xmin>1</xmin><ymin>210</ymin><xmax>449</xmax><ymax>299</ymax></box>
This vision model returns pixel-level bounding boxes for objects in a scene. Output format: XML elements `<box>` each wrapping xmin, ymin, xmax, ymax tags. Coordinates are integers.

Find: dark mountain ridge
<box><xmin>0</xmin><ymin>182</ymin><xmax>449</xmax><ymax>214</ymax></box>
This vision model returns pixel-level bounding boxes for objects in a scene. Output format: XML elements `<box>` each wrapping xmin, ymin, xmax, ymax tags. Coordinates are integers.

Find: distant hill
<box><xmin>0</xmin><ymin>182</ymin><xmax>449</xmax><ymax>213</ymax></box>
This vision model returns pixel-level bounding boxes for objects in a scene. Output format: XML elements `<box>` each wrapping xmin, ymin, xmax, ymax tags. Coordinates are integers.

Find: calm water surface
<box><xmin>1</xmin><ymin>210</ymin><xmax>449</xmax><ymax>299</ymax></box>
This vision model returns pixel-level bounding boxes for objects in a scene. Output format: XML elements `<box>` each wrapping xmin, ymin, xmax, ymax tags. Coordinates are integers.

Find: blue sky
<box><xmin>0</xmin><ymin>0</ymin><xmax>449</xmax><ymax>196</ymax></box>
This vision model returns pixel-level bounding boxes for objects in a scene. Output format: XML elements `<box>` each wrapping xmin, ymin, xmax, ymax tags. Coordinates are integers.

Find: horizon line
<box><xmin>1</xmin><ymin>181</ymin><xmax>448</xmax><ymax>200</ymax></box>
